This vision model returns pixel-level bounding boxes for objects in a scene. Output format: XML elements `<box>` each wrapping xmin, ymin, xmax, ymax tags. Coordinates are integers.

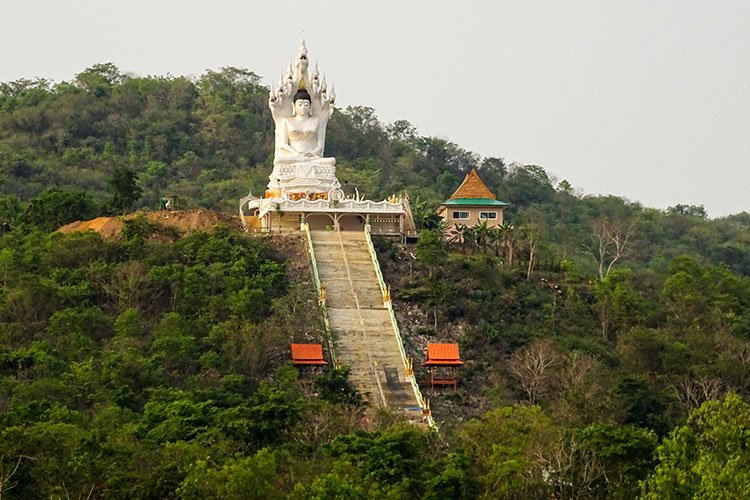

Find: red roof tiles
<box><xmin>423</xmin><ymin>343</ymin><xmax>464</xmax><ymax>366</ymax></box>
<box><xmin>290</xmin><ymin>343</ymin><xmax>327</xmax><ymax>365</ymax></box>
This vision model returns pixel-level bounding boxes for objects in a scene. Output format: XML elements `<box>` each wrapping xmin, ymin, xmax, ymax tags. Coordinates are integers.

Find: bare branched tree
<box><xmin>521</xmin><ymin>217</ymin><xmax>543</xmax><ymax>280</ymax></box>
<box><xmin>510</xmin><ymin>339</ymin><xmax>560</xmax><ymax>404</ymax></box>
<box><xmin>562</xmin><ymin>352</ymin><xmax>598</xmax><ymax>397</ymax></box>
<box><xmin>675</xmin><ymin>377</ymin><xmax>725</xmax><ymax>412</ymax></box>
<box><xmin>586</xmin><ymin>217</ymin><xmax>634</xmax><ymax>281</ymax></box>
<box><xmin>541</xmin><ymin>436</ymin><xmax>605</xmax><ymax>499</ymax></box>
<box><xmin>552</xmin><ymin>351</ymin><xmax>611</xmax><ymax>425</ymax></box>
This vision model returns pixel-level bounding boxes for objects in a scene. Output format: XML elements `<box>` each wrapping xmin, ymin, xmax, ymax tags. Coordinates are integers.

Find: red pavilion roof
<box><xmin>422</xmin><ymin>343</ymin><xmax>464</xmax><ymax>366</ymax></box>
<box><xmin>290</xmin><ymin>343</ymin><xmax>327</xmax><ymax>365</ymax></box>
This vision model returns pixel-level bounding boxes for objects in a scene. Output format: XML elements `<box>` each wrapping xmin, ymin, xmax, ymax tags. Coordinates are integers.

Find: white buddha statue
<box><xmin>274</xmin><ymin>87</ymin><xmax>335</xmax><ymax>168</ymax></box>
<box><xmin>267</xmin><ymin>41</ymin><xmax>338</xmax><ymax>196</ymax></box>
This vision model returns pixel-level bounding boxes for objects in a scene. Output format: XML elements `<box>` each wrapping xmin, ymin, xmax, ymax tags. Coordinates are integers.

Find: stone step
<box><xmin>309</xmin><ymin>229</ymin><xmax>424</xmax><ymax>419</ymax></box>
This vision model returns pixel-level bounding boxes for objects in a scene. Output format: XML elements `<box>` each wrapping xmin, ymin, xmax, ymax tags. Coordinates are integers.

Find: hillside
<box><xmin>2</xmin><ymin>64</ymin><xmax>750</xmax><ymax>497</ymax></box>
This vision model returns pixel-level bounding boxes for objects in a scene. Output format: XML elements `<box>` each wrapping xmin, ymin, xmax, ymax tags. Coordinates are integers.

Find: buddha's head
<box><xmin>293</xmin><ymin>88</ymin><xmax>312</xmax><ymax>117</ymax></box>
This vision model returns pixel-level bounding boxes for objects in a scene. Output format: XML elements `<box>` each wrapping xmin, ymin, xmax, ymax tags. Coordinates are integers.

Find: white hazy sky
<box><xmin>2</xmin><ymin>0</ymin><xmax>749</xmax><ymax>217</ymax></box>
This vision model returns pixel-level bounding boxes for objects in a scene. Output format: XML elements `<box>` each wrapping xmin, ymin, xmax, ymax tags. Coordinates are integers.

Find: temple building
<box><xmin>239</xmin><ymin>41</ymin><xmax>412</xmax><ymax>236</ymax></box>
<box><xmin>436</xmin><ymin>168</ymin><xmax>510</xmax><ymax>233</ymax></box>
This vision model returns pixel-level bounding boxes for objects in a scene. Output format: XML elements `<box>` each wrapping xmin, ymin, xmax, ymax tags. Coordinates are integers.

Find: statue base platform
<box><xmin>267</xmin><ymin>162</ymin><xmax>338</xmax><ymax>198</ymax></box>
<box><xmin>239</xmin><ymin>192</ymin><xmax>412</xmax><ymax>236</ymax></box>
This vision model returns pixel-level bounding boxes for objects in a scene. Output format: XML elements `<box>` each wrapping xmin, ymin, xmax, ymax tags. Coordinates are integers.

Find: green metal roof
<box><xmin>441</xmin><ymin>198</ymin><xmax>510</xmax><ymax>206</ymax></box>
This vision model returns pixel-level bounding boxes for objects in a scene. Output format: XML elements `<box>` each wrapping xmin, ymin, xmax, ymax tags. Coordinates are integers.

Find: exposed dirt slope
<box><xmin>58</xmin><ymin>210</ymin><xmax>242</xmax><ymax>237</ymax></box>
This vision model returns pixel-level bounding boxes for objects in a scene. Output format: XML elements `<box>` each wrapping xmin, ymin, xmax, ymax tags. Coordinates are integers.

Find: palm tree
<box><xmin>449</xmin><ymin>223</ymin><xmax>471</xmax><ymax>254</ymax></box>
<box><xmin>464</xmin><ymin>225</ymin><xmax>478</xmax><ymax>255</ymax></box>
<box><xmin>488</xmin><ymin>226</ymin><xmax>503</xmax><ymax>257</ymax></box>
<box><xmin>473</xmin><ymin>220</ymin><xmax>491</xmax><ymax>254</ymax></box>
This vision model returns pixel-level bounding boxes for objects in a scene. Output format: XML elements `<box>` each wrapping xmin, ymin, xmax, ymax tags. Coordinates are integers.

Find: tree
<box><xmin>641</xmin><ymin>393</ymin><xmax>750</xmax><ymax>498</ymax></box>
<box><xmin>499</xmin><ymin>223</ymin><xmax>517</xmax><ymax>265</ymax></box>
<box><xmin>472</xmin><ymin>220</ymin><xmax>491</xmax><ymax>254</ymax></box>
<box><xmin>667</xmin><ymin>204</ymin><xmax>708</xmax><ymax>219</ymax></box>
<box><xmin>586</xmin><ymin>217</ymin><xmax>634</xmax><ymax>281</ymax></box>
<box><xmin>674</xmin><ymin>377</ymin><xmax>725</xmax><ymax>413</ymax></box>
<box><xmin>178</xmin><ymin>449</ymin><xmax>283</xmax><ymax>499</ymax></box>
<box><xmin>576</xmin><ymin>424</ymin><xmax>657</xmax><ymax>499</ymax></box>
<box><xmin>74</xmin><ymin>62</ymin><xmax>124</xmax><ymax>96</ymax></box>
<box><xmin>424</xmin><ymin>452</ymin><xmax>477</xmax><ymax>499</ymax></box>
<box><xmin>612</xmin><ymin>376</ymin><xmax>669</xmax><ymax>436</ymax></box>
<box><xmin>497</xmin><ymin>164</ymin><xmax>556</xmax><ymax>209</ymax></box>
<box><xmin>314</xmin><ymin>367</ymin><xmax>363</xmax><ymax>407</ymax></box>
<box><xmin>410</xmin><ymin>196</ymin><xmax>442</xmax><ymax>230</ymax></box>
<box><xmin>448</xmin><ymin>223</ymin><xmax>474</xmax><ymax>255</ymax></box>
<box><xmin>509</xmin><ymin>339</ymin><xmax>561</xmax><ymax>405</ymax></box>
<box><xmin>319</xmin><ymin>427</ymin><xmax>427</xmax><ymax>497</ymax></box>
<box><xmin>0</xmin><ymin>195</ymin><xmax>21</xmax><ymax>232</ymax></box>
<box><xmin>592</xmin><ymin>268</ymin><xmax>643</xmax><ymax>340</ymax></box>
<box><xmin>415</xmin><ymin>229</ymin><xmax>446</xmax><ymax>278</ymax></box>
<box><xmin>0</xmin><ymin>453</ymin><xmax>27</xmax><ymax>499</ymax></box>
<box><xmin>108</xmin><ymin>166</ymin><xmax>142</xmax><ymax>214</ymax></box>
<box><xmin>460</xmin><ymin>405</ymin><xmax>559</xmax><ymax>498</ymax></box>
<box><xmin>519</xmin><ymin>210</ymin><xmax>546</xmax><ymax>280</ymax></box>
<box><xmin>21</xmin><ymin>188</ymin><xmax>97</xmax><ymax>231</ymax></box>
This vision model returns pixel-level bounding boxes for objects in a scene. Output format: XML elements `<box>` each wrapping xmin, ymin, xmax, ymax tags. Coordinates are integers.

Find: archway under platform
<box><xmin>305</xmin><ymin>213</ymin><xmax>336</xmax><ymax>231</ymax></box>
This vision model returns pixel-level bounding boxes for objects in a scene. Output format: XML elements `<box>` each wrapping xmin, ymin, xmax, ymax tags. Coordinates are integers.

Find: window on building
<box><xmin>452</xmin><ymin>211</ymin><xmax>470</xmax><ymax>220</ymax></box>
<box><xmin>479</xmin><ymin>212</ymin><xmax>497</xmax><ymax>220</ymax></box>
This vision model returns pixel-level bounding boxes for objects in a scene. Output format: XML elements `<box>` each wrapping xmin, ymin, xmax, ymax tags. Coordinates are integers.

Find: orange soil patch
<box><xmin>58</xmin><ymin>210</ymin><xmax>243</xmax><ymax>238</ymax></box>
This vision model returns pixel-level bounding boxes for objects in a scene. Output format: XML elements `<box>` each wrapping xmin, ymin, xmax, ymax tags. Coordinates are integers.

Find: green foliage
<box><xmin>179</xmin><ymin>449</ymin><xmax>284</xmax><ymax>499</ymax></box>
<box><xmin>0</xmin><ymin>194</ymin><xmax>21</xmax><ymax>231</ymax></box>
<box><xmin>424</xmin><ymin>452</ymin><xmax>477</xmax><ymax>499</ymax></box>
<box><xmin>641</xmin><ymin>393</ymin><xmax>750</xmax><ymax>498</ymax></box>
<box><xmin>411</xmin><ymin>196</ymin><xmax>443</xmax><ymax>230</ymax></box>
<box><xmin>459</xmin><ymin>405</ymin><xmax>558</xmax><ymax>498</ymax></box>
<box><xmin>319</xmin><ymin>427</ymin><xmax>428</xmax><ymax>496</ymax></box>
<box><xmin>578</xmin><ymin>424</ymin><xmax>658</xmax><ymax>498</ymax></box>
<box><xmin>314</xmin><ymin>366</ymin><xmax>363</xmax><ymax>407</ymax></box>
<box><xmin>242</xmin><ymin>382</ymin><xmax>302</xmax><ymax>446</ymax></box>
<box><xmin>415</xmin><ymin>229</ymin><xmax>446</xmax><ymax>275</ymax></box>
<box><xmin>108</xmin><ymin>166</ymin><xmax>142</xmax><ymax>214</ymax></box>
<box><xmin>0</xmin><ymin>227</ymin><xmax>307</xmax><ymax>496</ymax></box>
<box><xmin>4</xmin><ymin>63</ymin><xmax>750</xmax><ymax>498</ymax></box>
<box><xmin>20</xmin><ymin>188</ymin><xmax>97</xmax><ymax>231</ymax></box>
<box><xmin>613</xmin><ymin>376</ymin><xmax>670</xmax><ymax>436</ymax></box>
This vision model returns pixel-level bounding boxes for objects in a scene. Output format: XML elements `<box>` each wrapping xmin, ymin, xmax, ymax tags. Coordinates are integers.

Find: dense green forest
<box><xmin>2</xmin><ymin>64</ymin><xmax>750</xmax><ymax>498</ymax></box>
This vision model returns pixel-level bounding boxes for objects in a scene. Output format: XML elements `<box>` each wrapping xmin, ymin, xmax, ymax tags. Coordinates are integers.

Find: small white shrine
<box><xmin>240</xmin><ymin>41</ymin><xmax>411</xmax><ymax>235</ymax></box>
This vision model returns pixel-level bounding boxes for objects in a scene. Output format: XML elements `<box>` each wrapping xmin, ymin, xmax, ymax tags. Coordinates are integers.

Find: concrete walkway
<box><xmin>310</xmin><ymin>230</ymin><xmax>423</xmax><ymax>423</ymax></box>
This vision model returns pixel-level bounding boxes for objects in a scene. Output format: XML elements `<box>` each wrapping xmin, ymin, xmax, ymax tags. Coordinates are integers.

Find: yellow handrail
<box><xmin>364</xmin><ymin>224</ymin><xmax>436</xmax><ymax>428</ymax></box>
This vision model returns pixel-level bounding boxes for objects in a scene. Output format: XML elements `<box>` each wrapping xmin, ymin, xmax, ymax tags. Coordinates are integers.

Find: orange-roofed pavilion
<box><xmin>422</xmin><ymin>343</ymin><xmax>463</xmax><ymax>392</ymax></box>
<box><xmin>290</xmin><ymin>343</ymin><xmax>328</xmax><ymax>365</ymax></box>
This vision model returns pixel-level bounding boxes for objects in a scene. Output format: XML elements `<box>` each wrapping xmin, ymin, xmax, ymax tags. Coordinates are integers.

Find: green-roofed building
<box><xmin>437</xmin><ymin>168</ymin><xmax>510</xmax><ymax>231</ymax></box>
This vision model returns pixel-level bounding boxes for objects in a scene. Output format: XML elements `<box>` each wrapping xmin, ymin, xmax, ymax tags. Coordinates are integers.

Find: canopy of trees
<box><xmin>2</xmin><ymin>64</ymin><xmax>750</xmax><ymax>498</ymax></box>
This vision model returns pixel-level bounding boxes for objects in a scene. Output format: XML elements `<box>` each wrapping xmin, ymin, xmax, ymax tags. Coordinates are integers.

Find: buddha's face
<box><xmin>294</xmin><ymin>99</ymin><xmax>311</xmax><ymax>117</ymax></box>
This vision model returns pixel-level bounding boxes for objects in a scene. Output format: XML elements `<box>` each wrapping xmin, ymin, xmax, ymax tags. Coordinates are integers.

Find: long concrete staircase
<box><xmin>309</xmin><ymin>229</ymin><xmax>425</xmax><ymax>423</ymax></box>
